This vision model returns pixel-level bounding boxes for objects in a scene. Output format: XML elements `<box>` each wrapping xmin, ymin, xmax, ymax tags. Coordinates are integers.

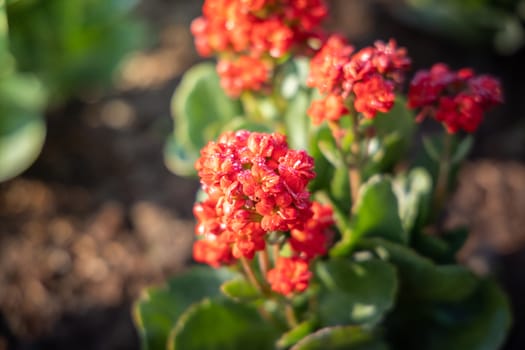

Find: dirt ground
<box><xmin>0</xmin><ymin>1</ymin><xmax>524</xmax><ymax>349</ymax></box>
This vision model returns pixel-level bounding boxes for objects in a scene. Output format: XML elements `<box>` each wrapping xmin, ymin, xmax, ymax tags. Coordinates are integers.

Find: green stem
<box><xmin>285</xmin><ymin>303</ymin><xmax>298</xmax><ymax>328</ymax></box>
<box><xmin>240</xmin><ymin>256</ymin><xmax>264</xmax><ymax>294</ymax></box>
<box><xmin>349</xmin><ymin>111</ymin><xmax>362</xmax><ymax>211</ymax></box>
<box><xmin>240</xmin><ymin>91</ymin><xmax>264</xmax><ymax>122</ymax></box>
<box><xmin>432</xmin><ymin>132</ymin><xmax>453</xmax><ymax>217</ymax></box>
<box><xmin>258</xmin><ymin>249</ymin><xmax>270</xmax><ymax>278</ymax></box>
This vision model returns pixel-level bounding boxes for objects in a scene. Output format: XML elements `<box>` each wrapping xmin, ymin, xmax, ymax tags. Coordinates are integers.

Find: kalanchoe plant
<box><xmin>134</xmin><ymin>1</ymin><xmax>511</xmax><ymax>349</ymax></box>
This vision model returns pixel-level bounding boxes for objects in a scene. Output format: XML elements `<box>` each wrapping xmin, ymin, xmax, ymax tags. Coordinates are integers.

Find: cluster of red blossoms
<box><xmin>407</xmin><ymin>63</ymin><xmax>503</xmax><ymax>133</ymax></box>
<box><xmin>307</xmin><ymin>35</ymin><xmax>411</xmax><ymax>124</ymax></box>
<box><xmin>193</xmin><ymin>130</ymin><xmax>333</xmax><ymax>295</ymax></box>
<box><xmin>191</xmin><ymin>0</ymin><xmax>328</xmax><ymax>97</ymax></box>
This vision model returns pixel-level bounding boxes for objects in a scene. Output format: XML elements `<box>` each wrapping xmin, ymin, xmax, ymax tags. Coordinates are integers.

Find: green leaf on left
<box><xmin>133</xmin><ymin>266</ymin><xmax>238</xmax><ymax>350</ymax></box>
<box><xmin>166</xmin><ymin>62</ymin><xmax>242</xmax><ymax>176</ymax></box>
<box><xmin>169</xmin><ymin>298</ymin><xmax>278</xmax><ymax>350</ymax></box>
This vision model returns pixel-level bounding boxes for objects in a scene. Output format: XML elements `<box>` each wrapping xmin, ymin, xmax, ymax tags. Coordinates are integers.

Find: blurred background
<box><xmin>0</xmin><ymin>0</ymin><xmax>524</xmax><ymax>349</ymax></box>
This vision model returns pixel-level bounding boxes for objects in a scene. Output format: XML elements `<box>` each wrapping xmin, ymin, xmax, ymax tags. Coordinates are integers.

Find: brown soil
<box><xmin>0</xmin><ymin>1</ymin><xmax>524</xmax><ymax>349</ymax></box>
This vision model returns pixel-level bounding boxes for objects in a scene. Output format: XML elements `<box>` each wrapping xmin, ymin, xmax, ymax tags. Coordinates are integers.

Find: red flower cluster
<box><xmin>408</xmin><ymin>63</ymin><xmax>503</xmax><ymax>133</ymax></box>
<box><xmin>193</xmin><ymin>130</ymin><xmax>315</xmax><ymax>262</ymax></box>
<box><xmin>193</xmin><ymin>130</ymin><xmax>334</xmax><ymax>295</ymax></box>
<box><xmin>267</xmin><ymin>257</ymin><xmax>311</xmax><ymax>296</ymax></box>
<box><xmin>289</xmin><ymin>201</ymin><xmax>334</xmax><ymax>260</ymax></box>
<box><xmin>191</xmin><ymin>0</ymin><xmax>328</xmax><ymax>97</ymax></box>
<box><xmin>216</xmin><ymin>56</ymin><xmax>270</xmax><ymax>97</ymax></box>
<box><xmin>307</xmin><ymin>36</ymin><xmax>411</xmax><ymax>123</ymax></box>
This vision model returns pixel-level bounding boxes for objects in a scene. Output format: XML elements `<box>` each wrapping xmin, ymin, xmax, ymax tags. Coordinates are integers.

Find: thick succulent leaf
<box><xmin>392</xmin><ymin>167</ymin><xmax>432</xmax><ymax>235</ymax></box>
<box><xmin>133</xmin><ymin>267</ymin><xmax>237</xmax><ymax>350</ymax></box>
<box><xmin>331</xmin><ymin>176</ymin><xmax>406</xmax><ymax>256</ymax></box>
<box><xmin>166</xmin><ymin>62</ymin><xmax>243</xmax><ymax>176</ymax></box>
<box><xmin>284</xmin><ymin>87</ymin><xmax>311</xmax><ymax>150</ymax></box>
<box><xmin>0</xmin><ymin>73</ymin><xmax>46</xmax><ymax>182</ymax></box>
<box><xmin>424</xmin><ymin>279</ymin><xmax>511</xmax><ymax>350</ymax></box>
<box><xmin>364</xmin><ymin>97</ymin><xmax>415</xmax><ymax>179</ymax></box>
<box><xmin>280</xmin><ymin>58</ymin><xmax>314</xmax><ymax>151</ymax></box>
<box><xmin>316</xmin><ymin>259</ymin><xmax>397</xmax><ymax>327</ymax></box>
<box><xmin>221</xmin><ymin>277</ymin><xmax>261</xmax><ymax>302</ymax></box>
<box><xmin>163</xmin><ymin>135</ymin><xmax>200</xmax><ymax>177</ymax></box>
<box><xmin>388</xmin><ymin>279</ymin><xmax>511</xmax><ymax>350</ymax></box>
<box><xmin>412</xmin><ymin>226</ymin><xmax>469</xmax><ymax>264</ymax></box>
<box><xmin>360</xmin><ymin>238</ymin><xmax>478</xmax><ymax>302</ymax></box>
<box><xmin>291</xmin><ymin>325</ymin><xmax>388</xmax><ymax>350</ymax></box>
<box><xmin>308</xmin><ymin>125</ymin><xmax>336</xmax><ymax>193</ymax></box>
<box><xmin>168</xmin><ymin>298</ymin><xmax>277</xmax><ymax>350</ymax></box>
<box><xmin>276</xmin><ymin>319</ymin><xmax>316</xmax><ymax>349</ymax></box>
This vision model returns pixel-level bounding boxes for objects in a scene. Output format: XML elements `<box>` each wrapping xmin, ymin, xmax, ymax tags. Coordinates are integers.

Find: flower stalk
<box><xmin>432</xmin><ymin>132</ymin><xmax>453</xmax><ymax>219</ymax></box>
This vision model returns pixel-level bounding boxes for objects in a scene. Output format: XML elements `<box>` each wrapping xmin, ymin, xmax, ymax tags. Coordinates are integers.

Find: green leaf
<box><xmin>422</xmin><ymin>135</ymin><xmax>441</xmax><ymax>162</ymax></box>
<box><xmin>221</xmin><ymin>277</ymin><xmax>261</xmax><ymax>302</ymax></box>
<box><xmin>169</xmin><ymin>298</ymin><xmax>277</xmax><ymax>350</ymax></box>
<box><xmin>315</xmin><ymin>259</ymin><xmax>397</xmax><ymax>327</ymax></box>
<box><xmin>331</xmin><ymin>176</ymin><xmax>406</xmax><ymax>257</ymax></box>
<box><xmin>220</xmin><ymin>116</ymin><xmax>273</xmax><ymax>134</ymax></box>
<box><xmin>0</xmin><ymin>112</ymin><xmax>45</xmax><ymax>181</ymax></box>
<box><xmin>0</xmin><ymin>74</ymin><xmax>46</xmax><ymax>182</ymax></box>
<box><xmin>163</xmin><ymin>134</ymin><xmax>200</xmax><ymax>177</ymax></box>
<box><xmin>281</xmin><ymin>58</ymin><xmax>313</xmax><ymax>150</ymax></box>
<box><xmin>276</xmin><ymin>319</ymin><xmax>316</xmax><ymax>349</ymax></box>
<box><xmin>6</xmin><ymin>0</ymin><xmax>144</xmax><ymax>101</ymax></box>
<box><xmin>330</xmin><ymin>165</ymin><xmax>351</xmax><ymax>215</ymax></box>
<box><xmin>167</xmin><ymin>62</ymin><xmax>242</xmax><ymax>176</ymax></box>
<box><xmin>412</xmin><ymin>227</ymin><xmax>469</xmax><ymax>264</ymax></box>
<box><xmin>284</xmin><ymin>88</ymin><xmax>311</xmax><ymax>150</ymax></box>
<box><xmin>388</xmin><ymin>279</ymin><xmax>511</xmax><ymax>350</ymax></box>
<box><xmin>364</xmin><ymin>97</ymin><xmax>415</xmax><ymax>178</ymax></box>
<box><xmin>291</xmin><ymin>326</ymin><xmax>388</xmax><ymax>350</ymax></box>
<box><xmin>393</xmin><ymin>168</ymin><xmax>432</xmax><ymax>235</ymax></box>
<box><xmin>308</xmin><ymin>125</ymin><xmax>335</xmax><ymax>193</ymax></box>
<box><xmin>451</xmin><ymin>135</ymin><xmax>473</xmax><ymax>164</ymax></box>
<box><xmin>360</xmin><ymin>239</ymin><xmax>478</xmax><ymax>302</ymax></box>
<box><xmin>426</xmin><ymin>279</ymin><xmax>511</xmax><ymax>350</ymax></box>
<box><xmin>318</xmin><ymin>138</ymin><xmax>345</xmax><ymax>168</ymax></box>
<box><xmin>133</xmin><ymin>266</ymin><xmax>238</xmax><ymax>350</ymax></box>
<box><xmin>279</xmin><ymin>57</ymin><xmax>311</xmax><ymax>98</ymax></box>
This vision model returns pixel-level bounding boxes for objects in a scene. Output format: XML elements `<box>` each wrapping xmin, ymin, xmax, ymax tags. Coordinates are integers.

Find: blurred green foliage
<box><xmin>401</xmin><ymin>0</ymin><xmax>525</xmax><ymax>54</ymax></box>
<box><xmin>0</xmin><ymin>0</ymin><xmax>144</xmax><ymax>182</ymax></box>
<box><xmin>6</xmin><ymin>0</ymin><xmax>144</xmax><ymax>102</ymax></box>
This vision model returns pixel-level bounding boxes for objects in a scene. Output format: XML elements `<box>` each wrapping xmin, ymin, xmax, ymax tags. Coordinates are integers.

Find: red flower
<box><xmin>307</xmin><ymin>94</ymin><xmax>349</xmax><ymax>124</ymax></box>
<box><xmin>193</xmin><ymin>131</ymin><xmax>317</xmax><ymax>265</ymax></box>
<box><xmin>372</xmin><ymin>39</ymin><xmax>411</xmax><ymax>81</ymax></box>
<box><xmin>307</xmin><ymin>35</ymin><xmax>354</xmax><ymax>95</ymax></box>
<box><xmin>193</xmin><ymin>237</ymin><xmax>235</xmax><ymax>268</ymax></box>
<box><xmin>407</xmin><ymin>63</ymin><xmax>459</xmax><ymax>109</ymax></box>
<box><xmin>289</xmin><ymin>201</ymin><xmax>334</xmax><ymax>260</ymax></box>
<box><xmin>250</xmin><ymin>18</ymin><xmax>294</xmax><ymax>58</ymax></box>
<box><xmin>216</xmin><ymin>56</ymin><xmax>270</xmax><ymax>97</ymax></box>
<box><xmin>308</xmin><ymin>35</ymin><xmax>410</xmax><ymax>124</ymax></box>
<box><xmin>436</xmin><ymin>94</ymin><xmax>484</xmax><ymax>133</ymax></box>
<box><xmin>192</xmin><ymin>0</ymin><xmax>329</xmax><ymax>96</ymax></box>
<box><xmin>267</xmin><ymin>257</ymin><xmax>312</xmax><ymax>295</ymax></box>
<box><xmin>353</xmin><ymin>75</ymin><xmax>395</xmax><ymax>119</ymax></box>
<box><xmin>468</xmin><ymin>75</ymin><xmax>503</xmax><ymax>109</ymax></box>
<box><xmin>408</xmin><ymin>63</ymin><xmax>503</xmax><ymax>133</ymax></box>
